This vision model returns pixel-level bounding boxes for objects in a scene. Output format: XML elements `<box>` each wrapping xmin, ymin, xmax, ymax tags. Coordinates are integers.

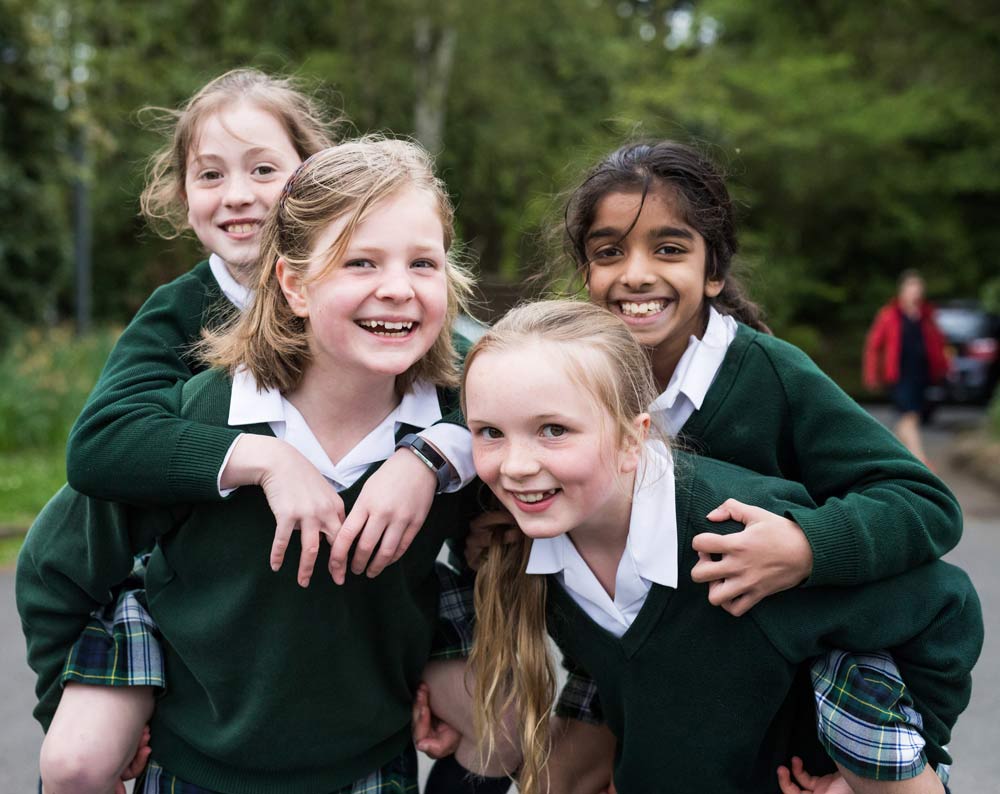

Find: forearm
<box><xmin>546</xmin><ymin>717</ymin><xmax>616</xmax><ymax>794</ymax></box>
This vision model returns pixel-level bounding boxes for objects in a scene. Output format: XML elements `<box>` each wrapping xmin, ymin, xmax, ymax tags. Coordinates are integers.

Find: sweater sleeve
<box><xmin>763</xmin><ymin>338</ymin><xmax>962</xmax><ymax>586</ymax></box>
<box><xmin>752</xmin><ymin>561</ymin><xmax>983</xmax><ymax>770</ymax></box>
<box><xmin>66</xmin><ymin>266</ymin><xmax>242</xmax><ymax>505</ymax></box>
<box><xmin>15</xmin><ymin>486</ymin><xmax>174</xmax><ymax>730</ymax></box>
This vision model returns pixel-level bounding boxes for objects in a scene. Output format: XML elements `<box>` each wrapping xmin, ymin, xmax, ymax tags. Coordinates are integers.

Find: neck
<box><xmin>285</xmin><ymin>360</ymin><xmax>400</xmax><ymax>465</ymax></box>
<box><xmin>649</xmin><ymin>308</ymin><xmax>710</xmax><ymax>392</ymax></box>
<box><xmin>568</xmin><ymin>471</ymin><xmax>636</xmax><ymax>598</ymax></box>
<box><xmin>222</xmin><ymin>257</ymin><xmax>253</xmax><ymax>287</ymax></box>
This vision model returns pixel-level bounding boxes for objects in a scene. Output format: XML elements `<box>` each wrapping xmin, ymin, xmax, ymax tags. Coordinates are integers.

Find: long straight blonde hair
<box><xmin>462</xmin><ymin>300</ymin><xmax>659</xmax><ymax>794</ymax></box>
<box><xmin>199</xmin><ymin>136</ymin><xmax>475</xmax><ymax>393</ymax></box>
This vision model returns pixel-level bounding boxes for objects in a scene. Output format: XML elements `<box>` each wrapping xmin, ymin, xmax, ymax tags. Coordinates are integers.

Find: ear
<box><xmin>276</xmin><ymin>258</ymin><xmax>309</xmax><ymax>318</ymax></box>
<box><xmin>704</xmin><ymin>277</ymin><xmax>725</xmax><ymax>299</ymax></box>
<box><xmin>620</xmin><ymin>412</ymin><xmax>651</xmax><ymax>474</ymax></box>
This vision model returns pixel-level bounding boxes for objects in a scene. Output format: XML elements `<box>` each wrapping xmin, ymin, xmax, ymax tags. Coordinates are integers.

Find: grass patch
<box><xmin>0</xmin><ymin>533</ymin><xmax>25</xmax><ymax>568</ymax></box>
<box><xmin>0</xmin><ymin>447</ymin><xmax>66</xmax><ymax>529</ymax></box>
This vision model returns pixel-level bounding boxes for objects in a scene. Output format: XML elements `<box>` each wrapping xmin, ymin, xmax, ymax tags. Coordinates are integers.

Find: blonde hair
<box><xmin>140</xmin><ymin>67</ymin><xmax>338</xmax><ymax>239</ymax></box>
<box><xmin>462</xmin><ymin>300</ymin><xmax>658</xmax><ymax>794</ymax></box>
<box><xmin>200</xmin><ymin>136</ymin><xmax>475</xmax><ymax>394</ymax></box>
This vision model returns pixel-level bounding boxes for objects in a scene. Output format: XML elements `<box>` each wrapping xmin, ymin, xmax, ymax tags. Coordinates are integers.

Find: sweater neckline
<box><xmin>679</xmin><ymin>322</ymin><xmax>756</xmax><ymax>441</ymax></box>
<box><xmin>546</xmin><ymin>460</ymin><xmax>696</xmax><ymax>659</ymax></box>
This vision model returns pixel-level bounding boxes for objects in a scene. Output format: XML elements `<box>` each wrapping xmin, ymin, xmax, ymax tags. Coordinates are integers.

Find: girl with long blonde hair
<box><xmin>462</xmin><ymin>300</ymin><xmax>979</xmax><ymax>794</ymax></box>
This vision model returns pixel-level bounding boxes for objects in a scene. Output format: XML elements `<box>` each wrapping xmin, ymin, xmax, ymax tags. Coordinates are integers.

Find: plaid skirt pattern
<box><xmin>61</xmin><ymin>555</ymin><xmax>165</xmax><ymax>689</ymax></box>
<box><xmin>810</xmin><ymin>649</ymin><xmax>950</xmax><ymax>786</ymax></box>
<box><xmin>429</xmin><ymin>561</ymin><xmax>476</xmax><ymax>660</ymax></box>
<box><xmin>137</xmin><ymin>745</ymin><xmax>418</xmax><ymax>794</ymax></box>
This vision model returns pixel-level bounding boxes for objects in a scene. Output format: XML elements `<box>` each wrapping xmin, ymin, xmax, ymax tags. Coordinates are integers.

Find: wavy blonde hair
<box><xmin>199</xmin><ymin>136</ymin><xmax>475</xmax><ymax>393</ymax></box>
<box><xmin>139</xmin><ymin>67</ymin><xmax>338</xmax><ymax>240</ymax></box>
<box><xmin>462</xmin><ymin>300</ymin><xmax>659</xmax><ymax>794</ymax></box>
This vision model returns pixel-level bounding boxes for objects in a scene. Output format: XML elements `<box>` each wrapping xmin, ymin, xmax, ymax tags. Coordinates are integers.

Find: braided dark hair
<box><xmin>564</xmin><ymin>141</ymin><xmax>768</xmax><ymax>332</ymax></box>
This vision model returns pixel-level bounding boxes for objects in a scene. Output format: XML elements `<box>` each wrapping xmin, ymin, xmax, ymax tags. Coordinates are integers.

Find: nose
<box><xmin>223</xmin><ymin>173</ymin><xmax>254</xmax><ymax>208</ymax></box>
<box><xmin>375</xmin><ymin>263</ymin><xmax>416</xmax><ymax>302</ymax></box>
<box><xmin>619</xmin><ymin>250</ymin><xmax>656</xmax><ymax>289</ymax></box>
<box><xmin>500</xmin><ymin>438</ymin><xmax>541</xmax><ymax>480</ymax></box>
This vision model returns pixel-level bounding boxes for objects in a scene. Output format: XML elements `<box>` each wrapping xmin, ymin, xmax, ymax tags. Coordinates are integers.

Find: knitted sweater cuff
<box><xmin>167</xmin><ymin>424</ymin><xmax>242</xmax><ymax>502</ymax></box>
<box><xmin>789</xmin><ymin>503</ymin><xmax>863</xmax><ymax>587</ymax></box>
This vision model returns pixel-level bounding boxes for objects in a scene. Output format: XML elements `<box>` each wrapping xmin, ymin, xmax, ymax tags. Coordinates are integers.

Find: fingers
<box><xmin>296</xmin><ymin>516</ymin><xmax>323</xmax><ymax>588</ymax></box>
<box><xmin>790</xmin><ymin>757</ymin><xmax>819</xmax><ymax>789</ymax></box>
<box><xmin>359</xmin><ymin>520</ymin><xmax>408</xmax><ymax>578</ymax></box>
<box><xmin>270</xmin><ymin>517</ymin><xmax>296</xmax><ymax>572</ymax></box>
<box><xmin>777</xmin><ymin>765</ymin><xmax>803</xmax><ymax>794</ymax></box>
<box><xmin>690</xmin><ymin>547</ymin><xmax>732</xmax><ymax>582</ymax></box>
<box><xmin>412</xmin><ymin>683</ymin><xmax>432</xmax><ymax>743</ymax></box>
<box><xmin>370</xmin><ymin>521</ymin><xmax>421</xmax><ymax>577</ymax></box>
<box><xmin>705</xmin><ymin>498</ymin><xmax>765</xmax><ymax>525</ymax></box>
<box><xmin>329</xmin><ymin>509</ymin><xmax>365</xmax><ymax>585</ymax></box>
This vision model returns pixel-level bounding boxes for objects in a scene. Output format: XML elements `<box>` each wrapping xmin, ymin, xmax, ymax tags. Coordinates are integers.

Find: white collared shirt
<box><xmin>650</xmin><ymin>306</ymin><xmax>737</xmax><ymax>435</ymax></box>
<box><xmin>209</xmin><ymin>254</ymin><xmax>251</xmax><ymax>311</ymax></box>
<box><xmin>228</xmin><ymin>368</ymin><xmax>443</xmax><ymax>492</ymax></box>
<box><xmin>207</xmin><ymin>255</ymin><xmax>475</xmax><ymax>493</ymax></box>
<box><xmin>525</xmin><ymin>442</ymin><xmax>678</xmax><ymax>637</ymax></box>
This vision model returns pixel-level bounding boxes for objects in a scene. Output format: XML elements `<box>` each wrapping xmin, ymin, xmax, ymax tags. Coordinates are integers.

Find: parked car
<box><xmin>926</xmin><ymin>300</ymin><xmax>1000</xmax><ymax>405</ymax></box>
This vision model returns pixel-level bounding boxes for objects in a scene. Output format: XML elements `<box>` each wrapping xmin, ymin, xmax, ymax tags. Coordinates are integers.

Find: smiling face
<box><xmin>466</xmin><ymin>341</ymin><xmax>640</xmax><ymax>542</ymax></box>
<box><xmin>278</xmin><ymin>185</ymin><xmax>449</xmax><ymax>381</ymax></box>
<box><xmin>585</xmin><ymin>188</ymin><xmax>724</xmax><ymax>383</ymax></box>
<box><xmin>184</xmin><ymin>101</ymin><xmax>302</xmax><ymax>276</ymax></box>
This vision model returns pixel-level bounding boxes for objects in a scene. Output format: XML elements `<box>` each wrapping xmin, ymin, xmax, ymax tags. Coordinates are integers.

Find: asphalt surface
<box><xmin>1</xmin><ymin>405</ymin><xmax>996</xmax><ymax>793</ymax></box>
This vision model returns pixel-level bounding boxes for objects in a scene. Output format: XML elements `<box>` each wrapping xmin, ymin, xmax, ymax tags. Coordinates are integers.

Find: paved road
<box><xmin>2</xmin><ymin>405</ymin><xmax>996</xmax><ymax>792</ymax></box>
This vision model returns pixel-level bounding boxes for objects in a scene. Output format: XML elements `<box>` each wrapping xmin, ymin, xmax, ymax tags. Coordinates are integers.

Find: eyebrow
<box><xmin>466</xmin><ymin>413</ymin><xmax>566</xmax><ymax>425</ymax></box>
<box><xmin>586</xmin><ymin>225</ymin><xmax>694</xmax><ymax>242</ymax></box>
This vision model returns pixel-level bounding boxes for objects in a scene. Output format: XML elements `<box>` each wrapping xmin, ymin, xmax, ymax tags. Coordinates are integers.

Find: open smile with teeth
<box><xmin>357</xmin><ymin>319</ymin><xmax>416</xmax><ymax>336</ymax></box>
<box><xmin>619</xmin><ymin>300</ymin><xmax>668</xmax><ymax>317</ymax></box>
<box><xmin>511</xmin><ymin>489</ymin><xmax>558</xmax><ymax>504</ymax></box>
<box><xmin>222</xmin><ymin>221</ymin><xmax>258</xmax><ymax>234</ymax></box>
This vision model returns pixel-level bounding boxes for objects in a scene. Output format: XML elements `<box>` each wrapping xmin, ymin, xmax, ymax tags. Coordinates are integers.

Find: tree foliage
<box><xmin>2</xmin><ymin>0</ymin><xmax>999</xmax><ymax>381</ymax></box>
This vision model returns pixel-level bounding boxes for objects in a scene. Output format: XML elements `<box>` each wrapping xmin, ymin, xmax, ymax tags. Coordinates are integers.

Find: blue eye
<box><xmin>345</xmin><ymin>259</ymin><xmax>376</xmax><ymax>268</ymax></box>
<box><xmin>541</xmin><ymin>424</ymin><xmax>567</xmax><ymax>438</ymax></box>
<box><xmin>411</xmin><ymin>258</ymin><xmax>438</xmax><ymax>269</ymax></box>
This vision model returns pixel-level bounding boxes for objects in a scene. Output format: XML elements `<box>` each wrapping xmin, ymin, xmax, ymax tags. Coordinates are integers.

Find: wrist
<box><xmin>395</xmin><ymin>433</ymin><xmax>454</xmax><ymax>493</ymax></box>
<box><xmin>221</xmin><ymin>434</ymin><xmax>282</xmax><ymax>489</ymax></box>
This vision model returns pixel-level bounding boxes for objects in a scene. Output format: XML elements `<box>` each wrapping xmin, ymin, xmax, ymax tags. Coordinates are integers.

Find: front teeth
<box><xmin>513</xmin><ymin>489</ymin><xmax>557</xmax><ymax>504</ymax></box>
<box><xmin>620</xmin><ymin>301</ymin><xmax>665</xmax><ymax>317</ymax></box>
<box><xmin>358</xmin><ymin>320</ymin><xmax>414</xmax><ymax>335</ymax></box>
<box><xmin>225</xmin><ymin>223</ymin><xmax>256</xmax><ymax>234</ymax></box>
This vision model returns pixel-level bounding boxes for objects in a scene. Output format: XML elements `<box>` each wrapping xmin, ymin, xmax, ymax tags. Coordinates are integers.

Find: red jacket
<box><xmin>863</xmin><ymin>300</ymin><xmax>949</xmax><ymax>389</ymax></box>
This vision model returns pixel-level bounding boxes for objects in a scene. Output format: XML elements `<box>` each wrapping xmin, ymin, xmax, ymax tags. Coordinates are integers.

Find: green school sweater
<box><xmin>545</xmin><ymin>452</ymin><xmax>982</xmax><ymax>794</ymax></box>
<box><xmin>21</xmin><ymin>368</ymin><xmax>474</xmax><ymax>793</ymax></box>
<box><xmin>679</xmin><ymin>323</ymin><xmax>962</xmax><ymax>587</ymax></box>
<box><xmin>66</xmin><ymin>260</ymin><xmax>240</xmax><ymax>504</ymax></box>
<box><xmin>66</xmin><ymin>260</ymin><xmax>472</xmax><ymax>506</ymax></box>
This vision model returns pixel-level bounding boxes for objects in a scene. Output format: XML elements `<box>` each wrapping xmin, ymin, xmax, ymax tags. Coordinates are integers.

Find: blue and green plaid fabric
<box><xmin>61</xmin><ymin>555</ymin><xmax>165</xmax><ymax>689</ymax></box>
<box><xmin>811</xmin><ymin>649</ymin><xmax>949</xmax><ymax>786</ymax></box>
<box><xmin>429</xmin><ymin>561</ymin><xmax>476</xmax><ymax>659</ymax></box>
<box><xmin>138</xmin><ymin>746</ymin><xmax>418</xmax><ymax>793</ymax></box>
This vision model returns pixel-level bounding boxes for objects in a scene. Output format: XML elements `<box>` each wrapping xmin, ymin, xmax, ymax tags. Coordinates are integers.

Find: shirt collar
<box><xmin>649</xmin><ymin>306</ymin><xmax>736</xmax><ymax>415</ymax></box>
<box><xmin>227</xmin><ymin>369</ymin><xmax>443</xmax><ymax>484</ymax></box>
<box><xmin>209</xmin><ymin>254</ymin><xmax>252</xmax><ymax>311</ymax></box>
<box><xmin>525</xmin><ymin>440</ymin><xmax>677</xmax><ymax>589</ymax></box>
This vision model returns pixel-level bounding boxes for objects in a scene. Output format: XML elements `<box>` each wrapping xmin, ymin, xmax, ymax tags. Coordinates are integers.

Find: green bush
<box><xmin>0</xmin><ymin>325</ymin><xmax>119</xmax><ymax>453</ymax></box>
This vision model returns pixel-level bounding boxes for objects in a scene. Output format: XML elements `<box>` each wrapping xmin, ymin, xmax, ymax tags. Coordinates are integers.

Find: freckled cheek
<box><xmin>472</xmin><ymin>448</ymin><xmax>501</xmax><ymax>487</ymax></box>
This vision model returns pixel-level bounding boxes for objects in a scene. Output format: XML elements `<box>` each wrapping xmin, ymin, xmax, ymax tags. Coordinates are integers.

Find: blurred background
<box><xmin>3</xmin><ymin>2</ymin><xmax>1000</xmax><ymax>789</ymax></box>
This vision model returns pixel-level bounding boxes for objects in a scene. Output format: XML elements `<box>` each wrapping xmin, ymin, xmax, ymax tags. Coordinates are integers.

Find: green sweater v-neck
<box><xmin>546</xmin><ymin>452</ymin><xmax>981</xmax><ymax>794</ymax></box>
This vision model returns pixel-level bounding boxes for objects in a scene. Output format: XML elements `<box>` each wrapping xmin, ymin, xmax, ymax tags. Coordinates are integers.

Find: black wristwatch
<box><xmin>395</xmin><ymin>433</ymin><xmax>455</xmax><ymax>493</ymax></box>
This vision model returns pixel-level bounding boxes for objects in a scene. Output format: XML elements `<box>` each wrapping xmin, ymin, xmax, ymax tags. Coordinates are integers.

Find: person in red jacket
<box><xmin>864</xmin><ymin>270</ymin><xmax>949</xmax><ymax>465</ymax></box>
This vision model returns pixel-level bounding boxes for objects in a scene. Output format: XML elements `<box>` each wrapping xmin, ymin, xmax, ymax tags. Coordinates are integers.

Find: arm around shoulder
<box><xmin>758</xmin><ymin>337</ymin><xmax>962</xmax><ymax>586</ymax></box>
<box><xmin>66</xmin><ymin>266</ymin><xmax>241</xmax><ymax>505</ymax></box>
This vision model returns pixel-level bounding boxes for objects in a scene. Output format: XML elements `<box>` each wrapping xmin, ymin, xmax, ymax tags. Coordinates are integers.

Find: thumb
<box><xmin>705</xmin><ymin>498</ymin><xmax>766</xmax><ymax>526</ymax></box>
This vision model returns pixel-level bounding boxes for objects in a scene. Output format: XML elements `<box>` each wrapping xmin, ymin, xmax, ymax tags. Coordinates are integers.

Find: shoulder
<box><xmin>135</xmin><ymin>260</ymin><xmax>221</xmax><ymax>321</ymax></box>
<box><xmin>724</xmin><ymin>324</ymin><xmax>824</xmax><ymax>390</ymax></box>
<box><xmin>676</xmin><ymin>451</ymin><xmax>813</xmax><ymax>512</ymax></box>
<box><xmin>180</xmin><ymin>367</ymin><xmax>234</xmax><ymax>425</ymax></box>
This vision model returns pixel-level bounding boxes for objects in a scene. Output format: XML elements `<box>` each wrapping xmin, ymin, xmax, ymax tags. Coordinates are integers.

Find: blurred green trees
<box><xmin>3</xmin><ymin>0</ymin><xmax>1000</xmax><ymax>376</ymax></box>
